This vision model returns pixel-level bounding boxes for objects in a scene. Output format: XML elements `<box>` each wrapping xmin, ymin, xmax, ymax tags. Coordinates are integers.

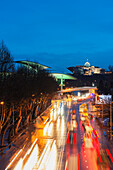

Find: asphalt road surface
<box><xmin>1</xmin><ymin>98</ymin><xmax>113</xmax><ymax>170</ymax></box>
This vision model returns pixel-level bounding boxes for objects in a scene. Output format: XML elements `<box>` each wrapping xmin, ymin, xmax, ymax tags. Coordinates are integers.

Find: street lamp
<box><xmin>0</xmin><ymin>101</ymin><xmax>4</xmax><ymax>134</ymax></box>
<box><xmin>0</xmin><ymin>101</ymin><xmax>4</xmax><ymax>115</ymax></box>
<box><xmin>0</xmin><ymin>101</ymin><xmax>4</xmax><ymax>105</ymax></box>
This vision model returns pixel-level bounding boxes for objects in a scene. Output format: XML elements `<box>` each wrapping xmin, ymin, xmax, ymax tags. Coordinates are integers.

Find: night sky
<box><xmin>0</xmin><ymin>0</ymin><xmax>113</xmax><ymax>72</ymax></box>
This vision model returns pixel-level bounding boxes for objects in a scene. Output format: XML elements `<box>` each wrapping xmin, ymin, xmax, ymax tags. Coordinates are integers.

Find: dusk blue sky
<box><xmin>0</xmin><ymin>0</ymin><xmax>113</xmax><ymax>72</ymax></box>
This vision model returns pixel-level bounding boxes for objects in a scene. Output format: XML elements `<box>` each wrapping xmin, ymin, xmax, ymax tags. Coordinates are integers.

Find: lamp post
<box><xmin>0</xmin><ymin>101</ymin><xmax>4</xmax><ymax>134</ymax></box>
<box><xmin>0</xmin><ymin>101</ymin><xmax>4</xmax><ymax>116</ymax></box>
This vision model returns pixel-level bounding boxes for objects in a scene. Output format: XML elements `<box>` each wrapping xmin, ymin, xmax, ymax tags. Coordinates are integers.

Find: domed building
<box><xmin>67</xmin><ymin>59</ymin><xmax>105</xmax><ymax>75</ymax></box>
<box><xmin>84</xmin><ymin>60</ymin><xmax>91</xmax><ymax>67</ymax></box>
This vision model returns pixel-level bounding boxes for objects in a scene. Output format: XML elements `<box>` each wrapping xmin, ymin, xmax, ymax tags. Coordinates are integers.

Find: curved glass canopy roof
<box><xmin>50</xmin><ymin>73</ymin><xmax>76</xmax><ymax>80</ymax></box>
<box><xmin>15</xmin><ymin>60</ymin><xmax>51</xmax><ymax>70</ymax></box>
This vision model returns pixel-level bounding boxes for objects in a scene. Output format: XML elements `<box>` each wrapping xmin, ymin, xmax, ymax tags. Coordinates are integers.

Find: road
<box><xmin>1</xmin><ymin>97</ymin><xmax>113</xmax><ymax>170</ymax></box>
<box><xmin>33</xmin><ymin>98</ymin><xmax>113</xmax><ymax>170</ymax></box>
<box><xmin>74</xmin><ymin>100</ymin><xmax>113</xmax><ymax>170</ymax></box>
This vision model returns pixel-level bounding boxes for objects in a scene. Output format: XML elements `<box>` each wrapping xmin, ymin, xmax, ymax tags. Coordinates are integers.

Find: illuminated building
<box><xmin>67</xmin><ymin>59</ymin><xmax>105</xmax><ymax>75</ymax></box>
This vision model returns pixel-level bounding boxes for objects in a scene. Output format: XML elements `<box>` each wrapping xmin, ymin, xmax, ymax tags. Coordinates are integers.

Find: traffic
<box><xmin>3</xmin><ymin>94</ymin><xmax>113</xmax><ymax>170</ymax></box>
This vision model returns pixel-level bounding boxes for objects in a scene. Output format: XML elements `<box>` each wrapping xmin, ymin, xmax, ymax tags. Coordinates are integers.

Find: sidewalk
<box><xmin>88</xmin><ymin>102</ymin><xmax>113</xmax><ymax>144</ymax></box>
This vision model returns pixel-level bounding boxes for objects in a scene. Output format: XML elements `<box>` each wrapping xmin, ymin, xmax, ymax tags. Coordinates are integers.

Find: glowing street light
<box><xmin>0</xmin><ymin>101</ymin><xmax>5</xmax><ymax>134</ymax></box>
<box><xmin>0</xmin><ymin>101</ymin><xmax>4</xmax><ymax>105</ymax></box>
<box><xmin>0</xmin><ymin>101</ymin><xmax>4</xmax><ymax>117</ymax></box>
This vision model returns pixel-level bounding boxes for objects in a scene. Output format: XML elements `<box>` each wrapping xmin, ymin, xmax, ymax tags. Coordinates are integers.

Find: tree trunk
<box><xmin>1</xmin><ymin>123</ymin><xmax>10</xmax><ymax>146</ymax></box>
<box><xmin>2</xmin><ymin>107</ymin><xmax>12</xmax><ymax>130</ymax></box>
<box><xmin>26</xmin><ymin>114</ymin><xmax>30</xmax><ymax>124</ymax></box>
<box><xmin>15</xmin><ymin>106</ymin><xmax>22</xmax><ymax>135</ymax></box>
<box><xmin>1</xmin><ymin>107</ymin><xmax>12</xmax><ymax>146</ymax></box>
<box><xmin>35</xmin><ymin>105</ymin><xmax>40</xmax><ymax>117</ymax></box>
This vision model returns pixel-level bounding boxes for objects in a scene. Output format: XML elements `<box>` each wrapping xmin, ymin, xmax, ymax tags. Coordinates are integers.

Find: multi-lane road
<box><xmin>1</xmin><ymin>97</ymin><xmax>113</xmax><ymax>170</ymax></box>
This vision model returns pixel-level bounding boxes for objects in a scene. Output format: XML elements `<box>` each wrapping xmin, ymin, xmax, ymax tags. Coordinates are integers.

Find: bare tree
<box><xmin>0</xmin><ymin>52</ymin><xmax>58</xmax><ymax>147</ymax></box>
<box><xmin>108</xmin><ymin>65</ymin><xmax>113</xmax><ymax>72</ymax></box>
<box><xmin>0</xmin><ymin>41</ymin><xmax>14</xmax><ymax>74</ymax></box>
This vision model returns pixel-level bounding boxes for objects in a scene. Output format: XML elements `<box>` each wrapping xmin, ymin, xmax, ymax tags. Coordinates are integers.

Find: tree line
<box><xmin>0</xmin><ymin>41</ymin><xmax>58</xmax><ymax>148</ymax></box>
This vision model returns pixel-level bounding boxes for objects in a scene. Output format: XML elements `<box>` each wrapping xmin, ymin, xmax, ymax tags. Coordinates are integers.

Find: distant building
<box><xmin>67</xmin><ymin>59</ymin><xmax>105</xmax><ymax>75</ymax></box>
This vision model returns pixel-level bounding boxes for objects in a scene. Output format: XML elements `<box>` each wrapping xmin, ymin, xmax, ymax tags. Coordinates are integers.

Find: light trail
<box><xmin>50</xmin><ymin>109</ymin><xmax>54</xmax><ymax>121</ymax></box>
<box><xmin>13</xmin><ymin>139</ymin><xmax>38</xmax><ymax>170</ymax></box>
<box><xmin>54</xmin><ymin>108</ymin><xmax>57</xmax><ymax>121</ymax></box>
<box><xmin>106</xmin><ymin>149</ymin><xmax>113</xmax><ymax>162</ymax></box>
<box><xmin>23</xmin><ymin>138</ymin><xmax>38</xmax><ymax>160</ymax></box>
<box><xmin>23</xmin><ymin>144</ymin><xmax>38</xmax><ymax>170</ymax></box>
<box><xmin>77</xmin><ymin>153</ymin><xmax>79</xmax><ymax>170</ymax></box>
<box><xmin>96</xmin><ymin>149</ymin><xmax>102</xmax><ymax>163</ymax></box>
<box><xmin>61</xmin><ymin>116</ymin><xmax>65</xmax><ymax>136</ymax></box>
<box><xmin>43</xmin><ymin>118</ymin><xmax>49</xmax><ymax>125</ymax></box>
<box><xmin>61</xmin><ymin>104</ymin><xmax>64</xmax><ymax>116</ymax></box>
<box><xmin>14</xmin><ymin>158</ymin><xmax>23</xmax><ymax>170</ymax></box>
<box><xmin>73</xmin><ymin>133</ymin><xmax>77</xmax><ymax>144</ymax></box>
<box><xmin>43</xmin><ymin>121</ymin><xmax>49</xmax><ymax>136</ymax></box>
<box><xmin>5</xmin><ymin>100</ymin><xmax>74</xmax><ymax>170</ymax></box>
<box><xmin>36</xmin><ymin>140</ymin><xmax>52</xmax><ymax>169</ymax></box>
<box><xmin>5</xmin><ymin>149</ymin><xmax>22</xmax><ymax>170</ymax></box>
<box><xmin>66</xmin><ymin>132</ymin><xmax>70</xmax><ymax>144</ymax></box>
<box><xmin>57</xmin><ymin>117</ymin><xmax>67</xmax><ymax>170</ymax></box>
<box><xmin>45</xmin><ymin>140</ymin><xmax>57</xmax><ymax>170</ymax></box>
<box><xmin>65</xmin><ymin>153</ymin><xmax>69</xmax><ymax>170</ymax></box>
<box><xmin>48</xmin><ymin>122</ymin><xmax>53</xmax><ymax>136</ymax></box>
<box><xmin>57</xmin><ymin>117</ymin><xmax>60</xmax><ymax>130</ymax></box>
